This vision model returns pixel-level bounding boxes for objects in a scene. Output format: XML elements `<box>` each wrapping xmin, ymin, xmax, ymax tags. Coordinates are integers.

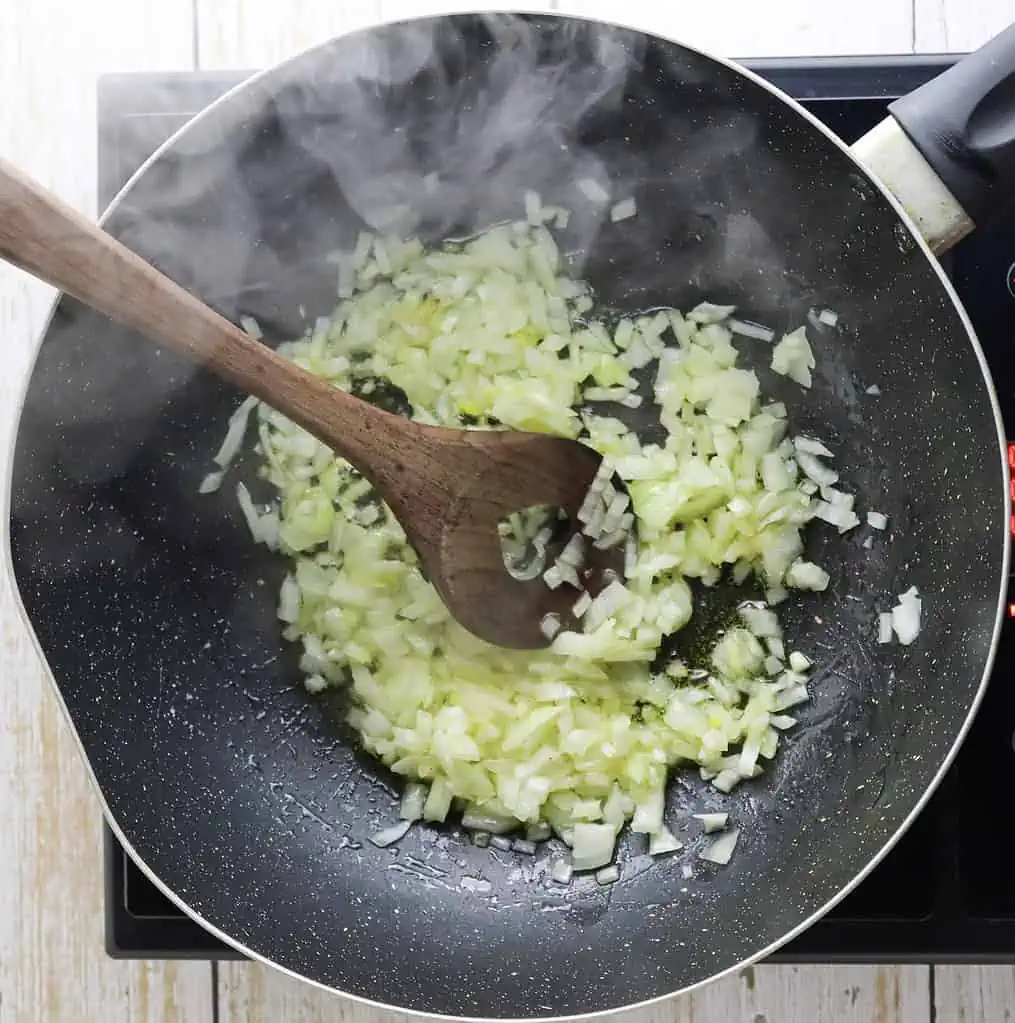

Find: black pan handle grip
<box><xmin>889</xmin><ymin>22</ymin><xmax>1015</xmax><ymax>223</ymax></box>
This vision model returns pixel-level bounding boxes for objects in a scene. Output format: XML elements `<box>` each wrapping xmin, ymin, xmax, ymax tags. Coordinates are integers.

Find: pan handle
<box><xmin>889</xmin><ymin>23</ymin><xmax>1015</xmax><ymax>225</ymax></box>
<box><xmin>857</xmin><ymin>23</ymin><xmax>1015</xmax><ymax>254</ymax></box>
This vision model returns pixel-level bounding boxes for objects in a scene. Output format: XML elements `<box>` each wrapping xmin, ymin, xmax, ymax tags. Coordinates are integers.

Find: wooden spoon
<box><xmin>0</xmin><ymin>158</ymin><xmax>622</xmax><ymax>649</ymax></box>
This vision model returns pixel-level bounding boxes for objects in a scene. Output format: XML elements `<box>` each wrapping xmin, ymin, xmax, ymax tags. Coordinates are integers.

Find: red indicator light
<box><xmin>1009</xmin><ymin>443</ymin><xmax>1015</xmax><ymax>536</ymax></box>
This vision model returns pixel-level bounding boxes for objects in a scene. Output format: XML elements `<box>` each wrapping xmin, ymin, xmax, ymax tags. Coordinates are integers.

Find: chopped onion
<box><xmin>892</xmin><ymin>586</ymin><xmax>922</xmax><ymax>646</ymax></box>
<box><xmin>700</xmin><ymin>827</ymin><xmax>740</xmax><ymax>865</ymax></box>
<box><xmin>542</xmin><ymin>564</ymin><xmax>564</xmax><ymax>590</ymax></box>
<box><xmin>610</xmin><ymin>197</ymin><xmax>637</xmax><ymax>222</ymax></box>
<box><xmin>571</xmin><ymin>823</ymin><xmax>617</xmax><ymax>871</ymax></box>
<box><xmin>796</xmin><ymin>451</ymin><xmax>838</xmax><ymax>487</ymax></box>
<box><xmin>794</xmin><ymin>436</ymin><xmax>834</xmax><ymax>458</ymax></box>
<box><xmin>239</xmin><ymin>315</ymin><xmax>263</xmax><ymax>340</ymax></box>
<box><xmin>649</xmin><ymin>827</ymin><xmax>683</xmax><ymax>856</ymax></box>
<box><xmin>400</xmin><ymin>782</ymin><xmax>426</xmax><ymax>821</ymax></box>
<box><xmin>236</xmin><ymin>213</ymin><xmax>877</xmax><ymax>853</ymax></box>
<box><xmin>213</xmin><ymin>395</ymin><xmax>259</xmax><ymax>470</ymax></box>
<box><xmin>370</xmin><ymin>820</ymin><xmax>412</xmax><ymax>847</ymax></box>
<box><xmin>817</xmin><ymin>308</ymin><xmax>839</xmax><ymax>327</ymax></box>
<box><xmin>595</xmin><ymin>865</ymin><xmax>620</xmax><ymax>885</ymax></box>
<box><xmin>513</xmin><ymin>838</ymin><xmax>537</xmax><ymax>855</ymax></box>
<box><xmin>558</xmin><ymin>534</ymin><xmax>586</xmax><ymax>568</ymax></box>
<box><xmin>199</xmin><ymin>471</ymin><xmax>225</xmax><ymax>495</ymax></box>
<box><xmin>551</xmin><ymin>858</ymin><xmax>573</xmax><ymax>884</ymax></box>
<box><xmin>584</xmin><ymin>580</ymin><xmax>631</xmax><ymax>631</ymax></box>
<box><xmin>867</xmin><ymin>511</ymin><xmax>888</xmax><ymax>530</ymax></box>
<box><xmin>462</xmin><ymin>811</ymin><xmax>517</xmax><ymax>835</ymax></box>
<box><xmin>877</xmin><ymin>612</ymin><xmax>893</xmax><ymax>644</ymax></box>
<box><xmin>771</xmin><ymin>326</ymin><xmax>815</xmax><ymax>387</ymax></box>
<box><xmin>461</xmin><ymin>876</ymin><xmax>492</xmax><ymax>894</ymax></box>
<box><xmin>866</xmin><ymin>384</ymin><xmax>881</xmax><ymax>396</ymax></box>
<box><xmin>694</xmin><ymin>813</ymin><xmax>728</xmax><ymax>834</ymax></box>
<box><xmin>728</xmin><ymin>318</ymin><xmax>775</xmax><ymax>341</ymax></box>
<box><xmin>785</xmin><ymin>560</ymin><xmax>830</xmax><ymax>591</ymax></box>
<box><xmin>788</xmin><ymin>651</ymin><xmax>811</xmax><ymax>672</ymax></box>
<box><xmin>540</xmin><ymin>613</ymin><xmax>562</xmax><ymax>640</ymax></box>
<box><xmin>739</xmin><ymin>604</ymin><xmax>781</xmax><ymax>639</ymax></box>
<box><xmin>577</xmin><ymin>177</ymin><xmax>609</xmax><ymax>203</ymax></box>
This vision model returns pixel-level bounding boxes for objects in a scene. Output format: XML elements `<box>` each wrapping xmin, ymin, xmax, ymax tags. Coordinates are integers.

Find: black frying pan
<box><xmin>6</xmin><ymin>12</ymin><xmax>1012</xmax><ymax>1019</ymax></box>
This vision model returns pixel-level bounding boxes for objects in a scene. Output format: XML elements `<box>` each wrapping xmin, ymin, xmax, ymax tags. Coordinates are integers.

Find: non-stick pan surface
<box><xmin>6</xmin><ymin>13</ymin><xmax>1009</xmax><ymax>1019</ymax></box>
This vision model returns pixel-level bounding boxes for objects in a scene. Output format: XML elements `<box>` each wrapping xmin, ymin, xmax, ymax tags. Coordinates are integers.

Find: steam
<box><xmin>271</xmin><ymin>14</ymin><xmax>639</xmax><ymax>245</ymax></box>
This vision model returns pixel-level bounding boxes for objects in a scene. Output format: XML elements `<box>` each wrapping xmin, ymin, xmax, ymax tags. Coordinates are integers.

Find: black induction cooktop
<box><xmin>100</xmin><ymin>55</ymin><xmax>1015</xmax><ymax>963</ymax></box>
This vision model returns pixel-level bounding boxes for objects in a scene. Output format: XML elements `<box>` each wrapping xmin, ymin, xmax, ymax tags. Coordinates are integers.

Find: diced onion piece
<box><xmin>551</xmin><ymin>858</ymin><xmax>573</xmax><ymax>884</ymax></box>
<box><xmin>728</xmin><ymin>318</ymin><xmax>775</xmax><ymax>341</ymax></box>
<box><xmin>558</xmin><ymin>534</ymin><xmax>586</xmax><ymax>568</ymax></box>
<box><xmin>423</xmin><ymin>780</ymin><xmax>453</xmax><ymax>822</ymax></box>
<box><xmin>541</xmin><ymin>613</ymin><xmax>562</xmax><ymax>640</ymax></box>
<box><xmin>513</xmin><ymin>838</ymin><xmax>537</xmax><ymax>855</ymax></box>
<box><xmin>199</xmin><ymin>471</ymin><xmax>225</xmax><ymax>494</ymax></box>
<box><xmin>649</xmin><ymin>827</ymin><xmax>683</xmax><ymax>856</ymax></box>
<box><xmin>739</xmin><ymin>604</ymin><xmax>780</xmax><ymax>639</ymax></box>
<box><xmin>788</xmin><ymin>651</ymin><xmax>811</xmax><ymax>673</ymax></box>
<box><xmin>694</xmin><ymin>812</ymin><xmax>728</xmax><ymax>834</ymax></box>
<box><xmin>236</xmin><ymin>482</ymin><xmax>266</xmax><ymax>543</ymax></box>
<box><xmin>785</xmin><ymin>560</ymin><xmax>830</xmax><ymax>591</ymax></box>
<box><xmin>610</xmin><ymin>197</ymin><xmax>637</xmax><ymax>222</ymax></box>
<box><xmin>239</xmin><ymin>315</ymin><xmax>263</xmax><ymax>340</ymax></box>
<box><xmin>577</xmin><ymin>177</ymin><xmax>609</xmax><ymax>203</ymax></box>
<box><xmin>584</xmin><ymin>580</ymin><xmax>631</xmax><ymax>632</ymax></box>
<box><xmin>794</xmin><ymin>436</ymin><xmax>834</xmax><ymax>458</ymax></box>
<box><xmin>688</xmin><ymin>302</ymin><xmax>736</xmax><ymax>325</ymax></box>
<box><xmin>595</xmin><ymin>865</ymin><xmax>620</xmax><ymax>885</ymax></box>
<box><xmin>818</xmin><ymin>308</ymin><xmax>839</xmax><ymax>327</ymax></box>
<box><xmin>700</xmin><ymin>827</ymin><xmax>740</xmax><ymax>865</ymax></box>
<box><xmin>866</xmin><ymin>384</ymin><xmax>881</xmax><ymax>395</ymax></box>
<box><xmin>462</xmin><ymin>810</ymin><xmax>517</xmax><ymax>835</ymax></box>
<box><xmin>878</xmin><ymin>612</ymin><xmax>894</xmax><ymax>644</ymax></box>
<box><xmin>461</xmin><ymin>876</ymin><xmax>492</xmax><ymax>893</ymax></box>
<box><xmin>572</xmin><ymin>590</ymin><xmax>593</xmax><ymax>618</ymax></box>
<box><xmin>278</xmin><ymin>574</ymin><xmax>300</xmax><ymax>623</ymax></box>
<box><xmin>214</xmin><ymin>395</ymin><xmax>260</xmax><ymax>469</ymax></box>
<box><xmin>543</xmin><ymin>565</ymin><xmax>564</xmax><ymax>590</ymax></box>
<box><xmin>491</xmin><ymin>836</ymin><xmax>512</xmax><ymax>851</ymax></box>
<box><xmin>796</xmin><ymin>450</ymin><xmax>838</xmax><ymax>487</ymax></box>
<box><xmin>771</xmin><ymin>326</ymin><xmax>815</xmax><ymax>387</ymax></box>
<box><xmin>867</xmin><ymin>511</ymin><xmax>888</xmax><ymax>530</ymax></box>
<box><xmin>523</xmin><ymin>190</ymin><xmax>542</xmax><ymax>225</ymax></box>
<box><xmin>892</xmin><ymin>586</ymin><xmax>922</xmax><ymax>646</ymax></box>
<box><xmin>400</xmin><ymin>783</ymin><xmax>426</xmax><ymax>821</ymax></box>
<box><xmin>370</xmin><ymin>820</ymin><xmax>412</xmax><ymax>848</ymax></box>
<box><xmin>571</xmin><ymin>823</ymin><xmax>617</xmax><ymax>871</ymax></box>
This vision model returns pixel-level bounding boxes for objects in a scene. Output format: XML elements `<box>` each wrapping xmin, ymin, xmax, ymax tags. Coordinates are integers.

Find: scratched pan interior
<box><xmin>7</xmin><ymin>13</ymin><xmax>1007</xmax><ymax>1019</ymax></box>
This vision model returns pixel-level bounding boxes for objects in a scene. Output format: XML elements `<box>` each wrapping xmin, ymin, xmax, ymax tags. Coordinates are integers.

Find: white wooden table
<box><xmin>2</xmin><ymin>1</ymin><xmax>1014</xmax><ymax>1020</ymax></box>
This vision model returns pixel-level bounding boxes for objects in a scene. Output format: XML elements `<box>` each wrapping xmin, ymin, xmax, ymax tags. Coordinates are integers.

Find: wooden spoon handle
<box><xmin>0</xmin><ymin>156</ymin><xmax>401</xmax><ymax>470</ymax></box>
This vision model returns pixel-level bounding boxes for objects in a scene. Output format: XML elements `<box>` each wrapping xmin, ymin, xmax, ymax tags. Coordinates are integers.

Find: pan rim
<box><xmin>3</xmin><ymin>8</ymin><xmax>1010</xmax><ymax>1020</ymax></box>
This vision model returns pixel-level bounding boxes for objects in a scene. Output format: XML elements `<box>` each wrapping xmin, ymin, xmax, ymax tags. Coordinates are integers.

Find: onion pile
<box><xmin>210</xmin><ymin>202</ymin><xmax>898</xmax><ymax>875</ymax></box>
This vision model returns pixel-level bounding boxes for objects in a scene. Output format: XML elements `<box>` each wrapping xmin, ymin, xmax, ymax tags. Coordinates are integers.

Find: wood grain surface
<box><xmin>2</xmin><ymin>1</ymin><xmax>1014</xmax><ymax>1020</ymax></box>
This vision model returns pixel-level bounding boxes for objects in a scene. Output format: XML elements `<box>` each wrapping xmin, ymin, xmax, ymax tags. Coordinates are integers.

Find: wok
<box><xmin>6</xmin><ymin>11</ymin><xmax>1012</xmax><ymax>1019</ymax></box>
